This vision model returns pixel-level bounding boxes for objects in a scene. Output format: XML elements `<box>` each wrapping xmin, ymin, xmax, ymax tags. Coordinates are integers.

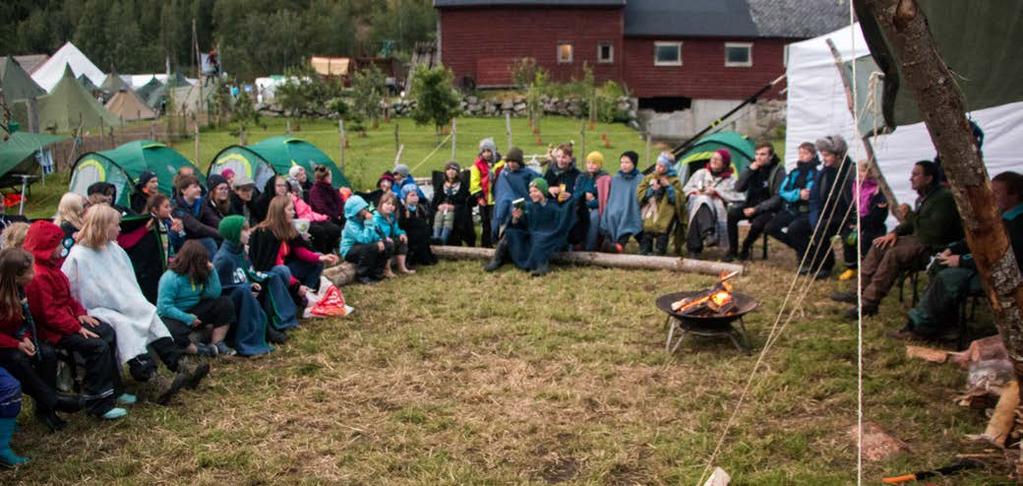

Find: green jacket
<box><xmin>894</xmin><ymin>186</ymin><xmax>963</xmax><ymax>250</ymax></box>
<box><xmin>637</xmin><ymin>172</ymin><xmax>685</xmax><ymax>234</ymax></box>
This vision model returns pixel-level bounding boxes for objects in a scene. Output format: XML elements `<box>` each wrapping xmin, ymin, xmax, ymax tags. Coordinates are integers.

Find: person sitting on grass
<box><xmin>130</xmin><ymin>170</ymin><xmax>160</xmax><ymax>215</ymax></box>
<box><xmin>54</xmin><ymin>193</ymin><xmax>87</xmax><ymax>258</ymax></box>
<box><xmin>639</xmin><ymin>152</ymin><xmax>687</xmax><ymax>256</ymax></box>
<box><xmin>431</xmin><ymin>161</ymin><xmax>474</xmax><ymax>246</ymax></box>
<box><xmin>0</xmin><ymin>248</ymin><xmax>82</xmax><ymax>432</ymax></box>
<box><xmin>399</xmin><ymin>185</ymin><xmax>437</xmax><ymax>268</ymax></box>
<box><xmin>0</xmin><ymin>367</ymin><xmax>28</xmax><ymax>467</ymax></box>
<box><xmin>0</xmin><ymin>223</ymin><xmax>28</xmax><ymax>250</ymax></box>
<box><xmin>373</xmin><ymin>192</ymin><xmax>414</xmax><ymax>277</ymax></box>
<box><xmin>229</xmin><ymin>175</ymin><xmax>258</xmax><ymax>223</ymax></box>
<box><xmin>214</xmin><ymin>215</ymin><xmax>293</xmax><ymax>346</ymax></box>
<box><xmin>683</xmin><ymin>150</ymin><xmax>744</xmax><ymax>257</ymax></box>
<box><xmin>575</xmin><ymin>151</ymin><xmax>611</xmax><ymax>251</ymax></box>
<box><xmin>287</xmin><ymin>166</ymin><xmax>312</xmax><ymax>203</ymax></box>
<box><xmin>391</xmin><ymin>164</ymin><xmax>427</xmax><ymax>202</ymax></box>
<box><xmin>599</xmin><ymin>151</ymin><xmax>644</xmax><ymax>253</ymax></box>
<box><xmin>173</xmin><ymin>175</ymin><xmax>221</xmax><ymax>258</ymax></box>
<box><xmin>725</xmin><ymin>142</ymin><xmax>785</xmax><ymax>262</ymax></box>
<box><xmin>831</xmin><ymin>160</ymin><xmax>963</xmax><ymax>318</ymax></box>
<box><xmin>485</xmin><ymin>178</ymin><xmax>576</xmax><ymax>277</ymax></box>
<box><xmin>121</xmin><ymin>194</ymin><xmax>185</xmax><ymax>305</ymax></box>
<box><xmin>203</xmin><ymin>174</ymin><xmax>231</xmax><ymax>228</ymax></box>
<box><xmin>157</xmin><ymin>240</ymin><xmax>237</xmax><ymax>358</ymax></box>
<box><xmin>309</xmin><ymin>165</ymin><xmax>346</xmax><ymax>228</ymax></box>
<box><xmin>62</xmin><ymin>204</ymin><xmax>209</xmax><ymax>405</ymax></box>
<box><xmin>340</xmin><ymin>195</ymin><xmax>388</xmax><ymax>284</ymax></box>
<box><xmin>357</xmin><ymin>172</ymin><xmax>396</xmax><ymax>209</ymax></box>
<box><xmin>491</xmin><ymin>148</ymin><xmax>537</xmax><ymax>244</ymax></box>
<box><xmin>249</xmin><ymin>195</ymin><xmax>338</xmax><ymax>297</ymax></box>
<box><xmin>893</xmin><ymin>171</ymin><xmax>1023</xmax><ymax>341</ymax></box>
<box><xmin>87</xmin><ymin>182</ymin><xmax>134</xmax><ymax>216</ymax></box>
<box><xmin>24</xmin><ymin>221</ymin><xmax>132</xmax><ymax>420</ymax></box>
<box><xmin>285</xmin><ymin>175</ymin><xmax>342</xmax><ymax>255</ymax></box>
<box><xmin>837</xmin><ymin>161</ymin><xmax>889</xmax><ymax>281</ymax></box>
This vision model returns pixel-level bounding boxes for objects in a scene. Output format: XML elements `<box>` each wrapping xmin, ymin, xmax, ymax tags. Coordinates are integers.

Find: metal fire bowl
<box><xmin>655</xmin><ymin>291</ymin><xmax>759</xmax><ymax>332</ymax></box>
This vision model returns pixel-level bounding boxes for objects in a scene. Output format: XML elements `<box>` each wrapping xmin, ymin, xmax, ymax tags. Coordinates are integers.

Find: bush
<box><xmin>408</xmin><ymin>65</ymin><xmax>461</xmax><ymax>137</ymax></box>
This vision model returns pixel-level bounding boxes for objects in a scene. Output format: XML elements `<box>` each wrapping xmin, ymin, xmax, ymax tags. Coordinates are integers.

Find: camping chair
<box><xmin>956</xmin><ymin>286</ymin><xmax>986</xmax><ymax>351</ymax></box>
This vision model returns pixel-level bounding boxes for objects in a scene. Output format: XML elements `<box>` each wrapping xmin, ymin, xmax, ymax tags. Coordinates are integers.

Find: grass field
<box><xmin>4</xmin><ymin>119</ymin><xmax>1014</xmax><ymax>484</ymax></box>
<box><xmin>169</xmin><ymin>116</ymin><xmax>652</xmax><ymax>191</ymax></box>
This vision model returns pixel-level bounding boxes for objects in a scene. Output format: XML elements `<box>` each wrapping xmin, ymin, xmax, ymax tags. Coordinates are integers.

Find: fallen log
<box><xmin>430</xmin><ymin>246</ymin><xmax>745</xmax><ymax>276</ymax></box>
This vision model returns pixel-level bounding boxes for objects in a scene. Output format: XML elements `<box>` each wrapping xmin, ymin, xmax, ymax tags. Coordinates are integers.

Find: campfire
<box><xmin>671</xmin><ymin>271</ymin><xmax>739</xmax><ymax>317</ymax></box>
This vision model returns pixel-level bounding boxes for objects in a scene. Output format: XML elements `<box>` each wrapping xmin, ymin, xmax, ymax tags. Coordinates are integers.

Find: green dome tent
<box><xmin>208</xmin><ymin>136</ymin><xmax>350</xmax><ymax>191</ymax></box>
<box><xmin>675</xmin><ymin>131</ymin><xmax>756</xmax><ymax>182</ymax></box>
<box><xmin>70</xmin><ymin>140</ymin><xmax>205</xmax><ymax>208</ymax></box>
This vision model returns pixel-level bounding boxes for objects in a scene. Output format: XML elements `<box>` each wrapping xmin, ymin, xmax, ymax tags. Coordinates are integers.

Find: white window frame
<box><xmin>724</xmin><ymin>42</ymin><xmax>753</xmax><ymax>67</ymax></box>
<box><xmin>597</xmin><ymin>42</ymin><xmax>614</xmax><ymax>64</ymax></box>
<box><xmin>654</xmin><ymin>41</ymin><xmax>682</xmax><ymax>67</ymax></box>
<box><xmin>557</xmin><ymin>42</ymin><xmax>574</xmax><ymax>64</ymax></box>
<box><xmin>783</xmin><ymin>44</ymin><xmax>789</xmax><ymax>67</ymax></box>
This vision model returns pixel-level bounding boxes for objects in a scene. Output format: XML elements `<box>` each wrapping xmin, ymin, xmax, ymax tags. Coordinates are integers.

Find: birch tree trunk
<box><xmin>860</xmin><ymin>0</ymin><xmax>1023</xmax><ymax>477</ymax></box>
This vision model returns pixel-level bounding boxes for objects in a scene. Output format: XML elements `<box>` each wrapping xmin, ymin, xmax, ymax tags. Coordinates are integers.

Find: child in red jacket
<box><xmin>23</xmin><ymin>221</ymin><xmax>130</xmax><ymax>420</ymax></box>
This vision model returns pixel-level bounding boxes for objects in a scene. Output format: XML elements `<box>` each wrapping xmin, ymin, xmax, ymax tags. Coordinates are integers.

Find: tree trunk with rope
<box><xmin>860</xmin><ymin>0</ymin><xmax>1023</xmax><ymax>476</ymax></box>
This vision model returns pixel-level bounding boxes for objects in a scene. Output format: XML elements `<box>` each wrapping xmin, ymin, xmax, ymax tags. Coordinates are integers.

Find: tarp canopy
<box><xmin>0</xmin><ymin>131</ymin><xmax>67</xmax><ymax>186</ymax></box>
<box><xmin>0</xmin><ymin>55</ymin><xmax>46</xmax><ymax>102</ymax></box>
<box><xmin>209</xmin><ymin>136</ymin><xmax>351</xmax><ymax>191</ymax></box>
<box><xmin>70</xmin><ymin>140</ymin><xmax>205</xmax><ymax>208</ymax></box>
<box><xmin>12</xmin><ymin>65</ymin><xmax>121</xmax><ymax>132</ymax></box>
<box><xmin>30</xmin><ymin>42</ymin><xmax>105</xmax><ymax>92</ymax></box>
<box><xmin>855</xmin><ymin>0</ymin><xmax>1023</xmax><ymax>128</ymax></box>
<box><xmin>105</xmin><ymin>89</ymin><xmax>158</xmax><ymax>121</ymax></box>
<box><xmin>675</xmin><ymin>131</ymin><xmax>755</xmax><ymax>182</ymax></box>
<box><xmin>783</xmin><ymin>23</ymin><xmax>1023</xmax><ymax>225</ymax></box>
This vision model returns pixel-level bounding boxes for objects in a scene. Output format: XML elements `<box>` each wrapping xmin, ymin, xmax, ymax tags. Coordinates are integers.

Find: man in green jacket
<box><xmin>892</xmin><ymin>171</ymin><xmax>1023</xmax><ymax>340</ymax></box>
<box><xmin>832</xmin><ymin>161</ymin><xmax>963</xmax><ymax>317</ymax></box>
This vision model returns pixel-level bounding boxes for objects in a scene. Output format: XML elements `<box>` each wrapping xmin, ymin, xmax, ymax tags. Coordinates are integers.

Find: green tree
<box><xmin>408</xmin><ymin>65</ymin><xmax>460</xmax><ymax>139</ymax></box>
<box><xmin>350</xmin><ymin>63</ymin><xmax>386</xmax><ymax>128</ymax></box>
<box><xmin>73</xmin><ymin>0</ymin><xmax>112</xmax><ymax>65</ymax></box>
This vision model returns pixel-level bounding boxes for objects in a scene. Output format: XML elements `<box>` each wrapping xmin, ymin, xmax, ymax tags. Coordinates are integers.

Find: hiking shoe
<box><xmin>838</xmin><ymin>269</ymin><xmax>856</xmax><ymax>281</ymax></box>
<box><xmin>830</xmin><ymin>291</ymin><xmax>858</xmax><ymax>304</ymax></box>
<box><xmin>195</xmin><ymin>342</ymin><xmax>218</xmax><ymax>358</ymax></box>
<box><xmin>99</xmin><ymin>407</ymin><xmax>128</xmax><ymax>420</ymax></box>
<box><xmin>215</xmin><ymin>342</ymin><xmax>237</xmax><ymax>357</ymax></box>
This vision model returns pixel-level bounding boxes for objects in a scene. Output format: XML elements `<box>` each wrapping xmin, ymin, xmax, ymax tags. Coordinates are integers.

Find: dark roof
<box><xmin>748</xmin><ymin>0</ymin><xmax>850</xmax><ymax>38</ymax></box>
<box><xmin>434</xmin><ymin>0</ymin><xmax>623</xmax><ymax>7</ymax></box>
<box><xmin>624</xmin><ymin>0</ymin><xmax>758</xmax><ymax>37</ymax></box>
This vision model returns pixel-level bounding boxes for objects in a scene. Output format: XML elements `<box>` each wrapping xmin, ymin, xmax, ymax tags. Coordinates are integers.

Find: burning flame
<box><xmin>671</xmin><ymin>271</ymin><xmax>738</xmax><ymax>316</ymax></box>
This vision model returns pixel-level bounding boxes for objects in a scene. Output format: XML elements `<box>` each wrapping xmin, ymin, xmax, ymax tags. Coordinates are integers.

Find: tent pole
<box><xmin>825</xmin><ymin>38</ymin><xmax>902</xmax><ymax>221</ymax></box>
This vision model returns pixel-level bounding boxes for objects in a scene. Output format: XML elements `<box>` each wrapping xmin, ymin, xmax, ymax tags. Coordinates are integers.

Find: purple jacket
<box><xmin>309</xmin><ymin>181</ymin><xmax>344</xmax><ymax>221</ymax></box>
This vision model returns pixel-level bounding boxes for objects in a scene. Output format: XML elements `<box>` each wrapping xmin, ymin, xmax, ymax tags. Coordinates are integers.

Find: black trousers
<box><xmin>841</xmin><ymin>223</ymin><xmax>886</xmax><ymax>268</ymax></box>
<box><xmin>344</xmin><ymin>242</ymin><xmax>389</xmax><ymax>279</ymax></box>
<box><xmin>163</xmin><ymin>297</ymin><xmax>236</xmax><ymax>348</ymax></box>
<box><xmin>686</xmin><ymin>205</ymin><xmax>716</xmax><ymax>254</ymax></box>
<box><xmin>50</xmin><ymin>321</ymin><xmax>123</xmax><ymax>416</ymax></box>
<box><xmin>726</xmin><ymin>206</ymin><xmax>775</xmax><ymax>256</ymax></box>
<box><xmin>0</xmin><ymin>347</ymin><xmax>57</xmax><ymax>413</ymax></box>
<box><xmin>788</xmin><ymin>218</ymin><xmax>843</xmax><ymax>273</ymax></box>
<box><xmin>765</xmin><ymin>209</ymin><xmax>801</xmax><ymax>250</ymax></box>
<box><xmin>309</xmin><ymin>221</ymin><xmax>342</xmax><ymax>254</ymax></box>
<box><xmin>479</xmin><ymin>205</ymin><xmax>493</xmax><ymax>248</ymax></box>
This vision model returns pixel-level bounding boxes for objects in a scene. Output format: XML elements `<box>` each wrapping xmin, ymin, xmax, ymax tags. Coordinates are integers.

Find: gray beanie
<box><xmin>393</xmin><ymin>163</ymin><xmax>411</xmax><ymax>178</ymax></box>
<box><xmin>479</xmin><ymin>137</ymin><xmax>497</xmax><ymax>154</ymax></box>
<box><xmin>815</xmin><ymin>135</ymin><xmax>848</xmax><ymax>156</ymax></box>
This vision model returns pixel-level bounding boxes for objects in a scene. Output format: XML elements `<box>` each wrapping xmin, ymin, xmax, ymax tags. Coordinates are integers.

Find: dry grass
<box><xmin>3</xmin><ymin>239</ymin><xmax>1011</xmax><ymax>484</ymax></box>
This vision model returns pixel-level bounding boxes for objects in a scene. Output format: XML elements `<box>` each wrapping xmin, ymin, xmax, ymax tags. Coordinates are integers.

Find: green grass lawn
<box><xmin>169</xmin><ymin>116</ymin><xmax>653</xmax><ymax>190</ymax></box>
<box><xmin>4</xmin><ymin>120</ymin><xmax>1014</xmax><ymax>484</ymax></box>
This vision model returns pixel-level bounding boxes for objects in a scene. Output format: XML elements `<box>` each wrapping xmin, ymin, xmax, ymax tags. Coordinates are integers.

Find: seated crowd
<box><xmin>0</xmin><ymin>132</ymin><xmax>1018</xmax><ymax>468</ymax></box>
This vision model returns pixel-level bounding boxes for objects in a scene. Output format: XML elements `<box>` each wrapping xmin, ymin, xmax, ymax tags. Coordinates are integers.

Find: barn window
<box><xmin>725</xmin><ymin>42</ymin><xmax>753</xmax><ymax>67</ymax></box>
<box><xmin>598</xmin><ymin>43</ymin><xmax>614</xmax><ymax>63</ymax></box>
<box><xmin>557</xmin><ymin>43</ymin><xmax>574</xmax><ymax>64</ymax></box>
<box><xmin>654</xmin><ymin>42</ymin><xmax>682</xmax><ymax>66</ymax></box>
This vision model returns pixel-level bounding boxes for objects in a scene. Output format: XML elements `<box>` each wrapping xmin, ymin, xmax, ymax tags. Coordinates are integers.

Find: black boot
<box><xmin>530</xmin><ymin>261</ymin><xmax>550</xmax><ymax>277</ymax></box>
<box><xmin>639</xmin><ymin>233</ymin><xmax>654</xmax><ymax>255</ymax></box>
<box><xmin>55</xmin><ymin>394</ymin><xmax>83</xmax><ymax>413</ymax></box>
<box><xmin>267</xmin><ymin>327</ymin><xmax>288</xmax><ymax>344</ymax></box>
<box><xmin>484</xmin><ymin>238</ymin><xmax>509</xmax><ymax>272</ymax></box>
<box><xmin>655</xmin><ymin>234</ymin><xmax>669</xmax><ymax>256</ymax></box>
<box><xmin>35</xmin><ymin>409</ymin><xmax>67</xmax><ymax>432</ymax></box>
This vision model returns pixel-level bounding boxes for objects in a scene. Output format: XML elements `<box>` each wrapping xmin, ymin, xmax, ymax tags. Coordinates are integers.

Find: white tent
<box><xmin>784</xmin><ymin>23</ymin><xmax>1023</xmax><ymax>217</ymax></box>
<box><xmin>31</xmin><ymin>42</ymin><xmax>106</xmax><ymax>92</ymax></box>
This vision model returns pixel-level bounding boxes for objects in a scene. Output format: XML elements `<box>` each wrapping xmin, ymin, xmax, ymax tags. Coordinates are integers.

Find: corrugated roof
<box><xmin>748</xmin><ymin>0</ymin><xmax>850</xmax><ymax>38</ymax></box>
<box><xmin>434</xmin><ymin>0</ymin><xmax>623</xmax><ymax>7</ymax></box>
<box><xmin>624</xmin><ymin>0</ymin><xmax>758</xmax><ymax>37</ymax></box>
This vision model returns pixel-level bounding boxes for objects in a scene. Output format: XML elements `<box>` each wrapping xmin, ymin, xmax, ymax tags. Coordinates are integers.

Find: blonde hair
<box><xmin>54</xmin><ymin>193</ymin><xmax>87</xmax><ymax>229</ymax></box>
<box><xmin>258</xmin><ymin>195</ymin><xmax>298</xmax><ymax>241</ymax></box>
<box><xmin>78</xmin><ymin>204</ymin><xmax>121</xmax><ymax>249</ymax></box>
<box><xmin>0</xmin><ymin>222</ymin><xmax>30</xmax><ymax>250</ymax></box>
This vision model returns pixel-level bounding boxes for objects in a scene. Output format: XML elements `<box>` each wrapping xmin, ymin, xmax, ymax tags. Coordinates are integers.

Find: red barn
<box><xmin>434</xmin><ymin>0</ymin><xmax>847</xmax><ymax>111</ymax></box>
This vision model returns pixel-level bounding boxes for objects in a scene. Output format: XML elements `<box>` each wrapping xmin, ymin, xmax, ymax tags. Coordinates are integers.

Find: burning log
<box><xmin>671</xmin><ymin>271</ymin><xmax>739</xmax><ymax>317</ymax></box>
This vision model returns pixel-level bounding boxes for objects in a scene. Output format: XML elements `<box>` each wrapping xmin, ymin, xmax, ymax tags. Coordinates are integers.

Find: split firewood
<box><xmin>905</xmin><ymin>345</ymin><xmax>950</xmax><ymax>363</ymax></box>
<box><xmin>965</xmin><ymin>380</ymin><xmax>1019</xmax><ymax>447</ymax></box>
<box><xmin>852</xmin><ymin>421</ymin><xmax>909</xmax><ymax>462</ymax></box>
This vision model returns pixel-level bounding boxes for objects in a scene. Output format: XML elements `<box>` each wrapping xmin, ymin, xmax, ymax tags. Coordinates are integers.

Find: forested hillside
<box><xmin>0</xmin><ymin>0</ymin><xmax>435</xmax><ymax>80</ymax></box>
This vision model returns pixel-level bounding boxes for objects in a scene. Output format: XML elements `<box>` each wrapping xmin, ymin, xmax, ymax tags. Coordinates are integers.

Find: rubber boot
<box><xmin>0</xmin><ymin>418</ymin><xmax>28</xmax><ymax>468</ymax></box>
<box><xmin>484</xmin><ymin>238</ymin><xmax>508</xmax><ymax>272</ymax></box>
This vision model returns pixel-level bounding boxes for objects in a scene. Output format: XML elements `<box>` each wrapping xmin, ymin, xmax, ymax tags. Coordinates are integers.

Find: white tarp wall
<box><xmin>785</xmin><ymin>23</ymin><xmax>1023</xmax><ymax>220</ymax></box>
<box><xmin>31</xmin><ymin>42</ymin><xmax>106</xmax><ymax>92</ymax></box>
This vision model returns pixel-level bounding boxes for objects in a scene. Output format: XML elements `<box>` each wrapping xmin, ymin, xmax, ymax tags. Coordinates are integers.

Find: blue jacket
<box><xmin>373</xmin><ymin>211</ymin><xmax>405</xmax><ymax>240</ymax></box>
<box><xmin>156</xmin><ymin>268</ymin><xmax>223</xmax><ymax>323</ymax></box>
<box><xmin>778</xmin><ymin>159</ymin><xmax>818</xmax><ymax>212</ymax></box>
<box><xmin>340</xmin><ymin>195</ymin><xmax>381</xmax><ymax>257</ymax></box>
<box><xmin>575</xmin><ymin>170</ymin><xmax>608</xmax><ymax>210</ymax></box>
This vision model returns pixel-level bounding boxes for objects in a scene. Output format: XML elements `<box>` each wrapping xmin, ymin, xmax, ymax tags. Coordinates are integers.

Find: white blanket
<box><xmin>62</xmin><ymin>243</ymin><xmax>171</xmax><ymax>364</ymax></box>
<box><xmin>683</xmin><ymin>168</ymin><xmax>744</xmax><ymax>251</ymax></box>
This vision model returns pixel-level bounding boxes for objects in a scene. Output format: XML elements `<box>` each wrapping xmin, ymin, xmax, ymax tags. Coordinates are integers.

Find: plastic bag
<box><xmin>304</xmin><ymin>276</ymin><xmax>354</xmax><ymax>319</ymax></box>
